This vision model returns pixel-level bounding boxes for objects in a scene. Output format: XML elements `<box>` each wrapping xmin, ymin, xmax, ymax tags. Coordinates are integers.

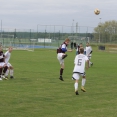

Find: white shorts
<box><xmin>0</xmin><ymin>62</ymin><xmax>6</xmax><ymax>67</ymax></box>
<box><xmin>57</xmin><ymin>53</ymin><xmax>64</xmax><ymax>65</ymax></box>
<box><xmin>72</xmin><ymin>72</ymin><xmax>85</xmax><ymax>80</ymax></box>
<box><xmin>6</xmin><ymin>62</ymin><xmax>12</xmax><ymax>67</ymax></box>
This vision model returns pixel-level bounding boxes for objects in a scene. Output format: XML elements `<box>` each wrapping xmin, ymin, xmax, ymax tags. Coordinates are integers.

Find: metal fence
<box><xmin>0</xmin><ymin>25</ymin><xmax>116</xmax><ymax>49</ymax></box>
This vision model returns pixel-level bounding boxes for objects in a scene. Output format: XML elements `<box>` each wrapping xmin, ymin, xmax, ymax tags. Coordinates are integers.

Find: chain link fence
<box><xmin>0</xmin><ymin>25</ymin><xmax>117</xmax><ymax>50</ymax></box>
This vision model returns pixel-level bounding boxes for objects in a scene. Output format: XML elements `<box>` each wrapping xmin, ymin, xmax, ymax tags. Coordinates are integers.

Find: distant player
<box><xmin>0</xmin><ymin>46</ymin><xmax>8</xmax><ymax>80</ymax></box>
<box><xmin>76</xmin><ymin>43</ymin><xmax>83</xmax><ymax>55</ymax></box>
<box><xmin>57</xmin><ymin>38</ymin><xmax>72</xmax><ymax>81</ymax></box>
<box><xmin>86</xmin><ymin>42</ymin><xmax>93</xmax><ymax>67</ymax></box>
<box><xmin>4</xmin><ymin>47</ymin><xmax>14</xmax><ymax>79</ymax></box>
<box><xmin>72</xmin><ymin>47</ymin><xmax>89</xmax><ymax>95</ymax></box>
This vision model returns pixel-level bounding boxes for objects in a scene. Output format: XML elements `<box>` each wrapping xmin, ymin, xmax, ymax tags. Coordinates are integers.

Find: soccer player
<box><xmin>85</xmin><ymin>42</ymin><xmax>93</xmax><ymax>67</ymax></box>
<box><xmin>72</xmin><ymin>47</ymin><xmax>89</xmax><ymax>95</ymax></box>
<box><xmin>57</xmin><ymin>38</ymin><xmax>72</xmax><ymax>81</ymax></box>
<box><xmin>4</xmin><ymin>47</ymin><xmax>14</xmax><ymax>79</ymax></box>
<box><xmin>0</xmin><ymin>46</ymin><xmax>8</xmax><ymax>80</ymax></box>
<box><xmin>76</xmin><ymin>43</ymin><xmax>83</xmax><ymax>55</ymax></box>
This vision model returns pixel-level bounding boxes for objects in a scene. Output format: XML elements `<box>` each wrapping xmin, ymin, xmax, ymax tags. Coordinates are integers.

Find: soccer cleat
<box><xmin>91</xmin><ymin>63</ymin><xmax>93</xmax><ymax>66</ymax></box>
<box><xmin>0</xmin><ymin>78</ymin><xmax>2</xmax><ymax>81</ymax></box>
<box><xmin>2</xmin><ymin>75</ymin><xmax>8</xmax><ymax>80</ymax></box>
<box><xmin>5</xmin><ymin>76</ymin><xmax>8</xmax><ymax>78</ymax></box>
<box><xmin>4</xmin><ymin>77</ymin><xmax>8</xmax><ymax>80</ymax></box>
<box><xmin>10</xmin><ymin>76</ymin><xmax>14</xmax><ymax>79</ymax></box>
<box><xmin>59</xmin><ymin>76</ymin><xmax>64</xmax><ymax>81</ymax></box>
<box><xmin>81</xmin><ymin>86</ymin><xmax>86</xmax><ymax>92</ymax></box>
<box><xmin>75</xmin><ymin>91</ymin><xmax>79</xmax><ymax>95</ymax></box>
<box><xmin>5</xmin><ymin>76</ymin><xmax>9</xmax><ymax>80</ymax></box>
<box><xmin>1</xmin><ymin>75</ymin><xmax>5</xmax><ymax>79</ymax></box>
<box><xmin>62</xmin><ymin>54</ymin><xmax>68</xmax><ymax>59</ymax></box>
<box><xmin>1</xmin><ymin>75</ymin><xmax>8</xmax><ymax>80</ymax></box>
<box><xmin>1</xmin><ymin>75</ymin><xmax>7</xmax><ymax>80</ymax></box>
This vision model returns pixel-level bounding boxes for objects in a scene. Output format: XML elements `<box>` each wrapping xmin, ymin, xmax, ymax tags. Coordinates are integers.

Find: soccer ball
<box><xmin>94</xmin><ymin>9</ymin><xmax>100</xmax><ymax>15</ymax></box>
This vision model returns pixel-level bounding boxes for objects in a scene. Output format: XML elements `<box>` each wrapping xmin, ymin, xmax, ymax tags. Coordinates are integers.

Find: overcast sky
<box><xmin>0</xmin><ymin>0</ymin><xmax>117</xmax><ymax>32</ymax></box>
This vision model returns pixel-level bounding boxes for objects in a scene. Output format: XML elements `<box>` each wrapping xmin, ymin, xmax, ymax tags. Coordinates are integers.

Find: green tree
<box><xmin>94</xmin><ymin>20</ymin><xmax>117</xmax><ymax>43</ymax></box>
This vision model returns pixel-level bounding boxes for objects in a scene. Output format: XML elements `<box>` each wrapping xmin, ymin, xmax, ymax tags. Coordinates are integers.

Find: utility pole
<box><xmin>99</xmin><ymin>18</ymin><xmax>101</xmax><ymax>43</ymax></box>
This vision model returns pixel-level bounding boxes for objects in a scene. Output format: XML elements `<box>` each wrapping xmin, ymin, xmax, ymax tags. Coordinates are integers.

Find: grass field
<box><xmin>0</xmin><ymin>47</ymin><xmax>117</xmax><ymax>117</ymax></box>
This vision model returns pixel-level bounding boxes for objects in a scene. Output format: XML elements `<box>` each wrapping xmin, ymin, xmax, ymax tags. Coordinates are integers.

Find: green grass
<box><xmin>0</xmin><ymin>48</ymin><xmax>117</xmax><ymax>117</ymax></box>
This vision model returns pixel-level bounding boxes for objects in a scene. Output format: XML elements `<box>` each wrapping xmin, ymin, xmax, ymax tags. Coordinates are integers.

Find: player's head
<box><xmin>64</xmin><ymin>38</ymin><xmax>70</xmax><ymax>45</ymax></box>
<box><xmin>8</xmin><ymin>47</ymin><xmax>13</xmax><ymax>52</ymax></box>
<box><xmin>79</xmin><ymin>47</ymin><xmax>84</xmax><ymax>54</ymax></box>
<box><xmin>86</xmin><ymin>42</ymin><xmax>89</xmax><ymax>47</ymax></box>
<box><xmin>80</xmin><ymin>43</ymin><xmax>83</xmax><ymax>47</ymax></box>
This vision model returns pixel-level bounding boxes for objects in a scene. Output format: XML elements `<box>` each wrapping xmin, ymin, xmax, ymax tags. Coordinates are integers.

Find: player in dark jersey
<box><xmin>76</xmin><ymin>43</ymin><xmax>83</xmax><ymax>55</ymax></box>
<box><xmin>57</xmin><ymin>38</ymin><xmax>72</xmax><ymax>81</ymax></box>
<box><xmin>0</xmin><ymin>47</ymin><xmax>8</xmax><ymax>80</ymax></box>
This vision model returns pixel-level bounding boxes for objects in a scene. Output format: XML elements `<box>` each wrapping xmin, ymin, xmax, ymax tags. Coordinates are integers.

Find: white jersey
<box><xmin>4</xmin><ymin>51</ymin><xmax>11</xmax><ymax>63</ymax></box>
<box><xmin>73</xmin><ymin>54</ymin><xmax>88</xmax><ymax>74</ymax></box>
<box><xmin>86</xmin><ymin>46</ymin><xmax>92</xmax><ymax>57</ymax></box>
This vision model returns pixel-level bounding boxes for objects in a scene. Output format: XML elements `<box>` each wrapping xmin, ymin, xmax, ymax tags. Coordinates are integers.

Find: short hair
<box><xmin>65</xmin><ymin>38</ymin><xmax>70</xmax><ymax>42</ymax></box>
<box><xmin>79</xmin><ymin>47</ymin><xmax>84</xmax><ymax>53</ymax></box>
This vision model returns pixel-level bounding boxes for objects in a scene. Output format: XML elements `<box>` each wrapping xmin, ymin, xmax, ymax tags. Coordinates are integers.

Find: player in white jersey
<box><xmin>86</xmin><ymin>42</ymin><xmax>93</xmax><ymax>67</ymax></box>
<box><xmin>72</xmin><ymin>47</ymin><xmax>89</xmax><ymax>95</ymax></box>
<box><xmin>57</xmin><ymin>38</ymin><xmax>72</xmax><ymax>81</ymax></box>
<box><xmin>4</xmin><ymin>47</ymin><xmax>14</xmax><ymax>79</ymax></box>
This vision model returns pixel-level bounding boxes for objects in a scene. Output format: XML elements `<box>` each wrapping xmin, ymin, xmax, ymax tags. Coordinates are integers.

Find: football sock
<box><xmin>5</xmin><ymin>69</ymin><xmax>9</xmax><ymax>76</ymax></box>
<box><xmin>74</xmin><ymin>82</ymin><xmax>78</xmax><ymax>91</ymax></box>
<box><xmin>3</xmin><ymin>66</ymin><xmax>8</xmax><ymax>74</ymax></box>
<box><xmin>89</xmin><ymin>61</ymin><xmax>92</xmax><ymax>66</ymax></box>
<box><xmin>10</xmin><ymin>69</ymin><xmax>14</xmax><ymax>76</ymax></box>
<box><xmin>82</xmin><ymin>78</ymin><xmax>86</xmax><ymax>87</ymax></box>
<box><xmin>60</xmin><ymin>68</ymin><xmax>64</xmax><ymax>76</ymax></box>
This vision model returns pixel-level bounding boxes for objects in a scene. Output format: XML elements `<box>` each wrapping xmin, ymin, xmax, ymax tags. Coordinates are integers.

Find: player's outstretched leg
<box><xmin>59</xmin><ymin>75</ymin><xmax>64</xmax><ymax>81</ymax></box>
<box><xmin>2</xmin><ymin>66</ymin><xmax>8</xmax><ymax>80</ymax></box>
<box><xmin>74</xmin><ymin>82</ymin><xmax>79</xmax><ymax>95</ymax></box>
<box><xmin>62</xmin><ymin>54</ymin><xmax>68</xmax><ymax>59</ymax></box>
<box><xmin>10</xmin><ymin>68</ymin><xmax>14</xmax><ymax>79</ymax></box>
<box><xmin>59</xmin><ymin>67</ymin><xmax>64</xmax><ymax>81</ymax></box>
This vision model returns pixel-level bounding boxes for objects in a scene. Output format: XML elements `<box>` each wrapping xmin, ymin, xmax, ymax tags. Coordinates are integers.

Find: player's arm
<box><xmin>85</xmin><ymin>56</ymin><xmax>89</xmax><ymax>69</ymax></box>
<box><xmin>74</xmin><ymin>56</ymin><xmax>77</xmax><ymax>65</ymax></box>
<box><xmin>89</xmin><ymin>47</ymin><xmax>93</xmax><ymax>55</ymax></box>
<box><xmin>86</xmin><ymin>60</ymin><xmax>89</xmax><ymax>69</ymax></box>
<box><xmin>90</xmin><ymin>49</ymin><xmax>93</xmax><ymax>54</ymax></box>
<box><xmin>61</xmin><ymin>48</ymin><xmax>72</xmax><ymax>52</ymax></box>
<box><xmin>61</xmin><ymin>44</ymin><xmax>72</xmax><ymax>52</ymax></box>
<box><xmin>67</xmin><ymin>49</ymin><xmax>72</xmax><ymax>52</ymax></box>
<box><xmin>4</xmin><ymin>52</ymin><xmax>8</xmax><ymax>58</ymax></box>
<box><xmin>88</xmin><ymin>48</ymin><xmax>92</xmax><ymax>56</ymax></box>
